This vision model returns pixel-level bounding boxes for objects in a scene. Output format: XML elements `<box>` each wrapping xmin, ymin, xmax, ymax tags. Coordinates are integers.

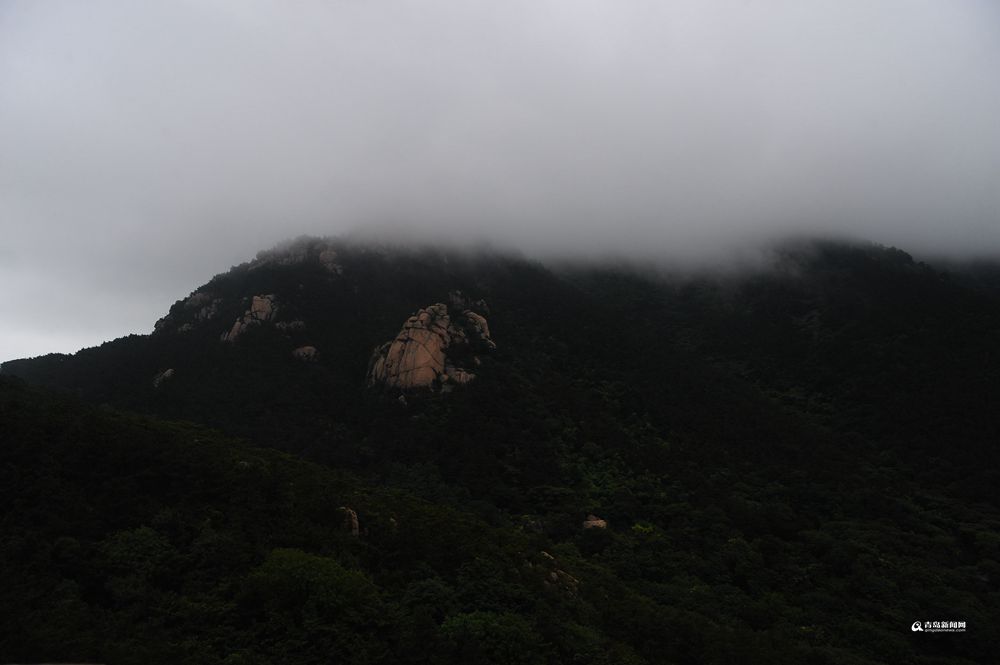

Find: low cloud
<box><xmin>2</xmin><ymin>1</ymin><xmax>999</xmax><ymax>359</ymax></box>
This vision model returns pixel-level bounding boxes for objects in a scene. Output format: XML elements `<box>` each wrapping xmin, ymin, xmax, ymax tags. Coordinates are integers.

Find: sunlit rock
<box><xmin>367</xmin><ymin>299</ymin><xmax>495</xmax><ymax>391</ymax></box>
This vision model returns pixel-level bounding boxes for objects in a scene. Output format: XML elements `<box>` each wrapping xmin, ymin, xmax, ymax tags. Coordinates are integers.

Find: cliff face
<box><xmin>367</xmin><ymin>294</ymin><xmax>495</xmax><ymax>391</ymax></box>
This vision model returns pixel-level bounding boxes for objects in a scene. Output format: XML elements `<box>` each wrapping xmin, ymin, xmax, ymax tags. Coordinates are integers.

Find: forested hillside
<box><xmin>3</xmin><ymin>237</ymin><xmax>999</xmax><ymax>663</ymax></box>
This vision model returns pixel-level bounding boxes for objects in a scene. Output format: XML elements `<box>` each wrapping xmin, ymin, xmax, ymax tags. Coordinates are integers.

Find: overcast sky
<box><xmin>2</xmin><ymin>1</ymin><xmax>1000</xmax><ymax>362</ymax></box>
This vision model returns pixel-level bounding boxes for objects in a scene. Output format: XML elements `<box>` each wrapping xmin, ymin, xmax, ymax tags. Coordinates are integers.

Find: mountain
<box><xmin>3</xmin><ymin>236</ymin><xmax>999</xmax><ymax>664</ymax></box>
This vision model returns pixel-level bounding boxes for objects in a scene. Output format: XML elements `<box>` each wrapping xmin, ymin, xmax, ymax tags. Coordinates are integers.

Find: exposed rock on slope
<box><xmin>367</xmin><ymin>295</ymin><xmax>495</xmax><ymax>391</ymax></box>
<box><xmin>153</xmin><ymin>239</ymin><xmax>347</xmax><ymax>336</ymax></box>
<box><xmin>184</xmin><ymin>291</ymin><xmax>223</xmax><ymax>321</ymax></box>
<box><xmin>531</xmin><ymin>551</ymin><xmax>579</xmax><ymax>597</ymax></box>
<box><xmin>340</xmin><ymin>507</ymin><xmax>360</xmax><ymax>537</ymax></box>
<box><xmin>153</xmin><ymin>290</ymin><xmax>222</xmax><ymax>333</ymax></box>
<box><xmin>292</xmin><ymin>346</ymin><xmax>318</xmax><ymax>361</ymax></box>
<box><xmin>368</xmin><ymin>303</ymin><xmax>450</xmax><ymax>389</ymax></box>
<box><xmin>222</xmin><ymin>295</ymin><xmax>277</xmax><ymax>342</ymax></box>
<box><xmin>152</xmin><ymin>368</ymin><xmax>175</xmax><ymax>388</ymax></box>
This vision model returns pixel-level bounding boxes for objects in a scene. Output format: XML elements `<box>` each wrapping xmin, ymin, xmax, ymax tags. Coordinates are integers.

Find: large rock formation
<box><xmin>367</xmin><ymin>295</ymin><xmax>495</xmax><ymax>391</ymax></box>
<box><xmin>221</xmin><ymin>295</ymin><xmax>277</xmax><ymax>342</ymax></box>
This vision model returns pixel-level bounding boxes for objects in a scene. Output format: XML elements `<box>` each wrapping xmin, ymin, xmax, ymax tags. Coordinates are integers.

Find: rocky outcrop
<box><xmin>368</xmin><ymin>303</ymin><xmax>450</xmax><ymax>388</ymax></box>
<box><xmin>582</xmin><ymin>514</ymin><xmax>608</xmax><ymax>529</ymax></box>
<box><xmin>366</xmin><ymin>297</ymin><xmax>495</xmax><ymax>391</ymax></box>
<box><xmin>183</xmin><ymin>291</ymin><xmax>213</xmax><ymax>310</ymax></box>
<box><xmin>526</xmin><ymin>551</ymin><xmax>579</xmax><ymax>597</ymax></box>
<box><xmin>462</xmin><ymin>310</ymin><xmax>495</xmax><ymax>349</ymax></box>
<box><xmin>292</xmin><ymin>345</ymin><xmax>318</xmax><ymax>361</ymax></box>
<box><xmin>187</xmin><ymin>293</ymin><xmax>222</xmax><ymax>322</ymax></box>
<box><xmin>154</xmin><ymin>291</ymin><xmax>223</xmax><ymax>333</ymax></box>
<box><xmin>340</xmin><ymin>507</ymin><xmax>360</xmax><ymax>537</ymax></box>
<box><xmin>221</xmin><ymin>295</ymin><xmax>277</xmax><ymax>342</ymax></box>
<box><xmin>152</xmin><ymin>368</ymin><xmax>175</xmax><ymax>388</ymax></box>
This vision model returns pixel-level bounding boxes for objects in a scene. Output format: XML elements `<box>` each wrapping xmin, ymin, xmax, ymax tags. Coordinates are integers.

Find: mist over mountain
<box><xmin>3</xmin><ymin>3</ymin><xmax>1000</xmax><ymax>662</ymax></box>
<box><xmin>3</xmin><ymin>1</ymin><xmax>1000</xmax><ymax>358</ymax></box>
<box><xmin>3</xmin><ymin>235</ymin><xmax>999</xmax><ymax>663</ymax></box>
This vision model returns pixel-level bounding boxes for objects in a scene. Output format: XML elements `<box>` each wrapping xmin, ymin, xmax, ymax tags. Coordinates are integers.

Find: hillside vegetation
<box><xmin>3</xmin><ymin>237</ymin><xmax>999</xmax><ymax>663</ymax></box>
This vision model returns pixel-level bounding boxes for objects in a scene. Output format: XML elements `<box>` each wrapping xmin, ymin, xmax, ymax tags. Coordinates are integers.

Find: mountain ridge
<box><xmin>3</xmin><ymin>235</ymin><xmax>999</xmax><ymax>663</ymax></box>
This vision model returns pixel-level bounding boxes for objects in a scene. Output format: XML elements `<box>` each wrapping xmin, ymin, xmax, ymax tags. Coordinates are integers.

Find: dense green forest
<box><xmin>3</xmin><ymin>237</ymin><xmax>999</xmax><ymax>663</ymax></box>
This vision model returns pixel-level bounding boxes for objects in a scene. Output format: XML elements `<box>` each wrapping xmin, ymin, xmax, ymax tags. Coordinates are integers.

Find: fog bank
<box><xmin>2</xmin><ymin>1</ymin><xmax>999</xmax><ymax>359</ymax></box>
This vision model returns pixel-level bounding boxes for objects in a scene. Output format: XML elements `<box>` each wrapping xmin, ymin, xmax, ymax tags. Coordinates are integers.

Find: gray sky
<box><xmin>3</xmin><ymin>1</ymin><xmax>1000</xmax><ymax>362</ymax></box>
